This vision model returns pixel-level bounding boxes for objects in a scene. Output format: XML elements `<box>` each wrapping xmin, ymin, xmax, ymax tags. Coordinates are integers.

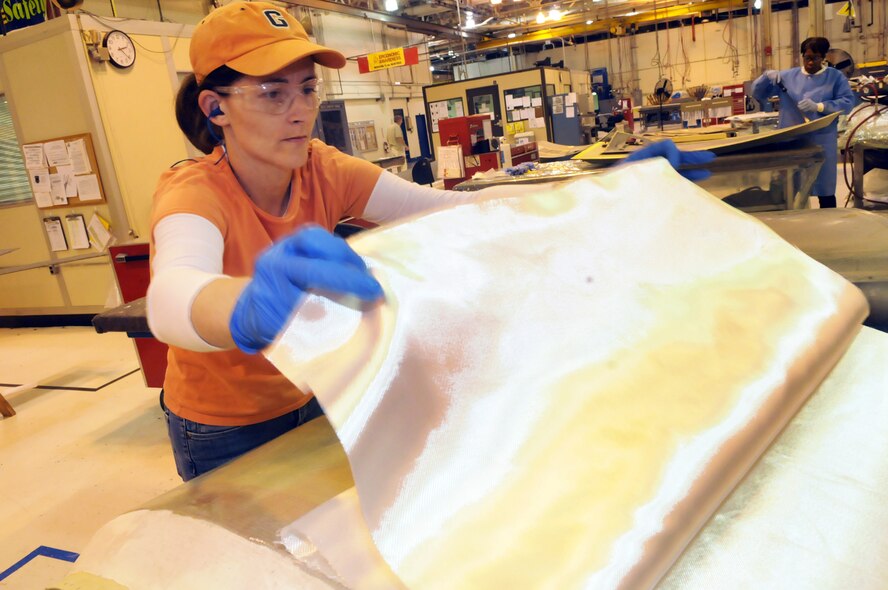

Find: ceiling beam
<box><xmin>281</xmin><ymin>0</ymin><xmax>484</xmax><ymax>42</ymax></box>
<box><xmin>475</xmin><ymin>0</ymin><xmax>748</xmax><ymax>50</ymax></box>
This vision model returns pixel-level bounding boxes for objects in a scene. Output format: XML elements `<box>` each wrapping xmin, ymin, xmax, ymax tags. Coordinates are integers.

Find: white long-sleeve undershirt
<box><xmin>148</xmin><ymin>170</ymin><xmax>530</xmax><ymax>351</ymax></box>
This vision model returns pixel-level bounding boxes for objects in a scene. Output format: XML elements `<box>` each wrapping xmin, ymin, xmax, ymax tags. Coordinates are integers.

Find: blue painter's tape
<box><xmin>0</xmin><ymin>545</ymin><xmax>79</xmax><ymax>581</ymax></box>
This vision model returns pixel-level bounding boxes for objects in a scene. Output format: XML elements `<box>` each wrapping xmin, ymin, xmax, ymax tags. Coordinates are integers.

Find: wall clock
<box><xmin>103</xmin><ymin>30</ymin><xmax>136</xmax><ymax>69</ymax></box>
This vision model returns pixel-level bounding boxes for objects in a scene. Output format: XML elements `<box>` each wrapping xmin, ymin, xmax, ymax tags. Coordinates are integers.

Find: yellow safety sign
<box><xmin>837</xmin><ymin>1</ymin><xmax>856</xmax><ymax>18</ymax></box>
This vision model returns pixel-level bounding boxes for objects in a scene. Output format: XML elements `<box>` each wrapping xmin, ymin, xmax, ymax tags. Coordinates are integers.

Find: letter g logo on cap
<box><xmin>263</xmin><ymin>9</ymin><xmax>289</xmax><ymax>28</ymax></box>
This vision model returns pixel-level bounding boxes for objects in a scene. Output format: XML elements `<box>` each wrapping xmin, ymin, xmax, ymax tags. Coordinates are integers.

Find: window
<box><xmin>0</xmin><ymin>95</ymin><xmax>33</xmax><ymax>206</ymax></box>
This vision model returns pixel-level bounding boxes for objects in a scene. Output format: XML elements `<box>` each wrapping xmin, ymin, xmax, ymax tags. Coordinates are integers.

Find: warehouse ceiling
<box><xmin>288</xmin><ymin>0</ymin><xmax>764</xmax><ymax>67</ymax></box>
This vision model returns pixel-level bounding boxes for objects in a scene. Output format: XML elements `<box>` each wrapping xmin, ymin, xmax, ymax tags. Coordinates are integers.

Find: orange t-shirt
<box><xmin>150</xmin><ymin>140</ymin><xmax>382</xmax><ymax>425</ymax></box>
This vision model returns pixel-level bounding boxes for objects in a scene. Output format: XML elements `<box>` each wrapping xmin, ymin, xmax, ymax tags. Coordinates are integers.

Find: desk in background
<box><xmin>95</xmin><ymin>244</ymin><xmax>167</xmax><ymax>388</ymax></box>
<box><xmin>370</xmin><ymin>154</ymin><xmax>406</xmax><ymax>174</ymax></box>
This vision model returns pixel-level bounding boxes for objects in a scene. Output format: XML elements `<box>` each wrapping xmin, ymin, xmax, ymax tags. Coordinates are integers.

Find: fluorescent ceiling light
<box><xmin>384</xmin><ymin>0</ymin><xmax>397</xmax><ymax>11</ymax></box>
<box><xmin>536</xmin><ymin>11</ymin><xmax>545</xmax><ymax>23</ymax></box>
<box><xmin>491</xmin><ymin>0</ymin><xmax>502</xmax><ymax>4</ymax></box>
<box><xmin>508</xmin><ymin>32</ymin><xmax>516</xmax><ymax>38</ymax></box>
<box><xmin>753</xmin><ymin>0</ymin><xmax>762</xmax><ymax>8</ymax></box>
<box><xmin>549</xmin><ymin>8</ymin><xmax>562</xmax><ymax>21</ymax></box>
<box><xmin>586</xmin><ymin>19</ymin><xmax>593</xmax><ymax>25</ymax></box>
<box><xmin>429</xmin><ymin>65</ymin><xmax>435</xmax><ymax>71</ymax></box>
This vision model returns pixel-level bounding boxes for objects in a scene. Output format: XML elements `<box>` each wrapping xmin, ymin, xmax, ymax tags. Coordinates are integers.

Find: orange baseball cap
<box><xmin>190</xmin><ymin>1</ymin><xmax>347</xmax><ymax>84</ymax></box>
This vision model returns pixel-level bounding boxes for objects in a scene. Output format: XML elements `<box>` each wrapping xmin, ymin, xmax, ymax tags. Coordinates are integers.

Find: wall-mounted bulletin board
<box><xmin>348</xmin><ymin>121</ymin><xmax>379</xmax><ymax>153</ymax></box>
<box><xmin>21</xmin><ymin>132</ymin><xmax>106</xmax><ymax>209</ymax></box>
<box><xmin>429</xmin><ymin>98</ymin><xmax>465</xmax><ymax>133</ymax></box>
<box><xmin>504</xmin><ymin>86</ymin><xmax>544</xmax><ymax>123</ymax></box>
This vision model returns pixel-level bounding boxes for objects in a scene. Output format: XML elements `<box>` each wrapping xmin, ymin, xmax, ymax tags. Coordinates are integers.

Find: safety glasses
<box><xmin>215</xmin><ymin>78</ymin><xmax>323</xmax><ymax>114</ymax></box>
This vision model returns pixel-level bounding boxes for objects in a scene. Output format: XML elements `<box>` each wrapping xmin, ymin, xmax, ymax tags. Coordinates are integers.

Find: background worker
<box><xmin>384</xmin><ymin>113</ymin><xmax>408</xmax><ymax>160</ymax></box>
<box><xmin>752</xmin><ymin>37</ymin><xmax>855</xmax><ymax>208</ymax></box>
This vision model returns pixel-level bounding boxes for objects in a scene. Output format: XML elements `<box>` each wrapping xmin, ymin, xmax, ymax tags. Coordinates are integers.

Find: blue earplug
<box><xmin>206</xmin><ymin>106</ymin><xmax>224</xmax><ymax>144</ymax></box>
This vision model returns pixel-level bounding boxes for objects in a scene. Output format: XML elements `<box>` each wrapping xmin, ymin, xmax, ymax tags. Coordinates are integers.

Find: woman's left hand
<box><xmin>797</xmin><ymin>98</ymin><xmax>821</xmax><ymax>113</ymax></box>
<box><xmin>624</xmin><ymin>139</ymin><xmax>717</xmax><ymax>182</ymax></box>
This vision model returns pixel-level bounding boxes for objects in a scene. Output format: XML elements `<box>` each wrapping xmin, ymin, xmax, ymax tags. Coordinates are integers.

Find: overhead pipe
<box><xmin>280</xmin><ymin>0</ymin><xmax>482</xmax><ymax>42</ymax></box>
<box><xmin>475</xmin><ymin>0</ymin><xmax>735</xmax><ymax>51</ymax></box>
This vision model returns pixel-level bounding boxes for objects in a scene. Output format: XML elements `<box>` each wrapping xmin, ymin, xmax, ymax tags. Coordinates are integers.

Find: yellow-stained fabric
<box><xmin>266</xmin><ymin>159</ymin><xmax>868</xmax><ymax>589</ymax></box>
<box><xmin>658</xmin><ymin>325</ymin><xmax>888</xmax><ymax>589</ymax></box>
<box><xmin>278</xmin><ymin>327</ymin><xmax>888</xmax><ymax>590</ymax></box>
<box><xmin>52</xmin><ymin>325</ymin><xmax>888</xmax><ymax>590</ymax></box>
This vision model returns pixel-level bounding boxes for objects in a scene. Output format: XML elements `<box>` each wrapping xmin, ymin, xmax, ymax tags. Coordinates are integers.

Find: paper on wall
<box><xmin>566</xmin><ymin>106</ymin><xmax>576</xmax><ymax>118</ymax></box>
<box><xmin>566</xmin><ymin>92</ymin><xmax>577</xmax><ymax>106</ymax></box>
<box><xmin>55</xmin><ymin>164</ymin><xmax>78</xmax><ymax>198</ymax></box>
<box><xmin>66</xmin><ymin>214</ymin><xmax>91</xmax><ymax>250</ymax></box>
<box><xmin>87</xmin><ymin>213</ymin><xmax>113</xmax><ymax>251</ymax></box>
<box><xmin>29</xmin><ymin>167</ymin><xmax>50</xmax><ymax>194</ymax></box>
<box><xmin>66</xmin><ymin>138</ymin><xmax>92</xmax><ymax>175</ymax></box>
<box><xmin>75</xmin><ymin>174</ymin><xmax>102</xmax><ymax>201</ymax></box>
<box><xmin>43</xmin><ymin>140</ymin><xmax>71</xmax><ymax>167</ymax></box>
<box><xmin>531</xmin><ymin>97</ymin><xmax>542</xmax><ymax>107</ymax></box>
<box><xmin>49</xmin><ymin>173</ymin><xmax>67</xmax><ymax>205</ymax></box>
<box><xmin>437</xmin><ymin>145</ymin><xmax>465</xmax><ymax>180</ymax></box>
<box><xmin>22</xmin><ymin>144</ymin><xmax>46</xmax><ymax>169</ymax></box>
<box><xmin>33</xmin><ymin>192</ymin><xmax>53</xmax><ymax>208</ymax></box>
<box><xmin>43</xmin><ymin>217</ymin><xmax>68</xmax><ymax>252</ymax></box>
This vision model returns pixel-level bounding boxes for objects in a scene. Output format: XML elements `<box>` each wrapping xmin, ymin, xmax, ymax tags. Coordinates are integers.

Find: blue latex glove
<box><xmin>230</xmin><ymin>225</ymin><xmax>384</xmax><ymax>354</ymax></box>
<box><xmin>623</xmin><ymin>139</ymin><xmax>717</xmax><ymax>182</ymax></box>
<box><xmin>505</xmin><ymin>162</ymin><xmax>537</xmax><ymax>176</ymax></box>
<box><xmin>764</xmin><ymin>69</ymin><xmax>780</xmax><ymax>83</ymax></box>
<box><xmin>797</xmin><ymin>98</ymin><xmax>820</xmax><ymax>113</ymax></box>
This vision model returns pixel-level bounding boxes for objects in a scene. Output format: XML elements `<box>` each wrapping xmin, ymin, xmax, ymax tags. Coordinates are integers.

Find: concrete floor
<box><xmin>0</xmin><ymin>327</ymin><xmax>179</xmax><ymax>589</ymax></box>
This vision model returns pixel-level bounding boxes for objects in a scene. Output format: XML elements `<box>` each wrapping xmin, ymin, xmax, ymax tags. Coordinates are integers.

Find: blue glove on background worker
<box><xmin>625</xmin><ymin>139</ymin><xmax>717</xmax><ymax>181</ymax></box>
<box><xmin>230</xmin><ymin>226</ymin><xmax>384</xmax><ymax>354</ymax></box>
<box><xmin>797</xmin><ymin>98</ymin><xmax>821</xmax><ymax>113</ymax></box>
<box><xmin>764</xmin><ymin>69</ymin><xmax>781</xmax><ymax>83</ymax></box>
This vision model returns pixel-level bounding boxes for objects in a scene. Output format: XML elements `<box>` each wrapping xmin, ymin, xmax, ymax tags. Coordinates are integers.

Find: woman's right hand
<box><xmin>229</xmin><ymin>225</ymin><xmax>384</xmax><ymax>354</ymax></box>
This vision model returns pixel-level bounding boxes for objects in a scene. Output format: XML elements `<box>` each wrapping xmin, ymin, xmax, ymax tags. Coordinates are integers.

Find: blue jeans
<box><xmin>160</xmin><ymin>390</ymin><xmax>324</xmax><ymax>482</ymax></box>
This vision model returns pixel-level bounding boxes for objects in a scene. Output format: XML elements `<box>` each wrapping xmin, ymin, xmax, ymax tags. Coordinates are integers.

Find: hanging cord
<box><xmin>842</xmin><ymin>86</ymin><xmax>888</xmax><ymax>206</ymax></box>
<box><xmin>650</xmin><ymin>0</ymin><xmax>663</xmax><ymax>78</ymax></box>
<box><xmin>678</xmin><ymin>19</ymin><xmax>690</xmax><ymax>88</ymax></box>
<box><xmin>77</xmin><ymin>10</ymin><xmax>186</xmax><ymax>53</ymax></box>
<box><xmin>663</xmin><ymin>11</ymin><xmax>673</xmax><ymax>81</ymax></box>
<box><xmin>721</xmin><ymin>2</ymin><xmax>740</xmax><ymax>77</ymax></box>
<box><xmin>616</xmin><ymin>34</ymin><xmax>625</xmax><ymax>96</ymax></box>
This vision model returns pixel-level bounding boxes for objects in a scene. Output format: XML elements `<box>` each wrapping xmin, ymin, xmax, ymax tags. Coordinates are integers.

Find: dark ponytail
<box><xmin>175</xmin><ymin>66</ymin><xmax>243</xmax><ymax>154</ymax></box>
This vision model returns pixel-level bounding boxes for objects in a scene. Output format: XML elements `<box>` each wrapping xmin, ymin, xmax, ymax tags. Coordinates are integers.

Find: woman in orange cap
<box><xmin>148</xmin><ymin>1</ymin><xmax>711</xmax><ymax>481</ymax></box>
<box><xmin>148</xmin><ymin>0</ymin><xmax>481</xmax><ymax>481</ymax></box>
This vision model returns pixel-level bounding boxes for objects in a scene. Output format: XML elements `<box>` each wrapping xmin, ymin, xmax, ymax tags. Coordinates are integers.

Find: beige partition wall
<box><xmin>0</xmin><ymin>15</ymin><xmax>193</xmax><ymax>317</ymax></box>
<box><xmin>423</xmin><ymin>67</ymin><xmax>577</xmax><ymax>160</ymax></box>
